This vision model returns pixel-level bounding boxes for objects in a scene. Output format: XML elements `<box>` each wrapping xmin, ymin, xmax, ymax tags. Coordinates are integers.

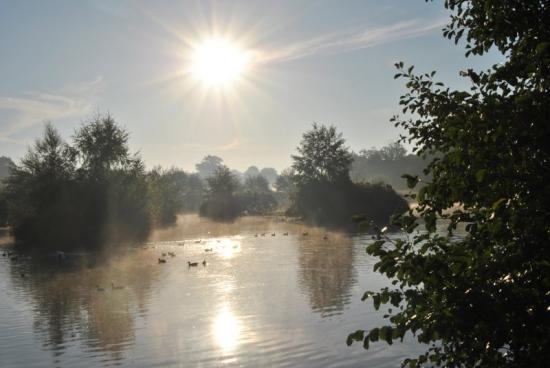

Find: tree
<box><xmin>348</xmin><ymin>1</ymin><xmax>550</xmax><ymax>367</ymax></box>
<box><xmin>73</xmin><ymin>114</ymin><xmax>134</xmax><ymax>178</ymax></box>
<box><xmin>380</xmin><ymin>142</ymin><xmax>407</xmax><ymax>161</ymax></box>
<box><xmin>239</xmin><ymin>175</ymin><xmax>277</xmax><ymax>214</ymax></box>
<box><xmin>288</xmin><ymin>125</ymin><xmax>407</xmax><ymax>226</ymax></box>
<box><xmin>243</xmin><ymin>165</ymin><xmax>260</xmax><ymax>179</ymax></box>
<box><xmin>259</xmin><ymin>167</ymin><xmax>278</xmax><ymax>186</ymax></box>
<box><xmin>4</xmin><ymin>117</ymin><xmax>151</xmax><ymax>249</ymax></box>
<box><xmin>195</xmin><ymin>155</ymin><xmax>223</xmax><ymax>179</ymax></box>
<box><xmin>292</xmin><ymin>123</ymin><xmax>352</xmax><ymax>184</ymax></box>
<box><xmin>199</xmin><ymin>165</ymin><xmax>241</xmax><ymax>220</ymax></box>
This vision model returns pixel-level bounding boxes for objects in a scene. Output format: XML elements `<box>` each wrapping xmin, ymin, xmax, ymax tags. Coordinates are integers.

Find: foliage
<box><xmin>238</xmin><ymin>175</ymin><xmax>277</xmax><ymax>215</ymax></box>
<box><xmin>195</xmin><ymin>155</ymin><xmax>224</xmax><ymax>179</ymax></box>
<box><xmin>288</xmin><ymin>124</ymin><xmax>408</xmax><ymax>226</ymax></box>
<box><xmin>350</xmin><ymin>142</ymin><xmax>430</xmax><ymax>190</ymax></box>
<box><xmin>292</xmin><ymin>123</ymin><xmax>353</xmax><ymax>184</ymax></box>
<box><xmin>148</xmin><ymin>167</ymin><xmax>188</xmax><ymax>226</ymax></box>
<box><xmin>4</xmin><ymin>117</ymin><xmax>151</xmax><ymax>249</ymax></box>
<box><xmin>349</xmin><ymin>1</ymin><xmax>550</xmax><ymax>367</ymax></box>
<box><xmin>259</xmin><ymin>167</ymin><xmax>278</xmax><ymax>186</ymax></box>
<box><xmin>199</xmin><ymin>165</ymin><xmax>242</xmax><ymax>220</ymax></box>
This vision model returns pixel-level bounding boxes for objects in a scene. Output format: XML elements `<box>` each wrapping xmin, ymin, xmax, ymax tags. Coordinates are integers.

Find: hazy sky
<box><xmin>0</xmin><ymin>0</ymin><xmax>501</xmax><ymax>172</ymax></box>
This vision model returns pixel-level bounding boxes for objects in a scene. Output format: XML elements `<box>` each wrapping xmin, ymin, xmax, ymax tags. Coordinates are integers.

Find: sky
<box><xmin>0</xmin><ymin>0</ymin><xmax>502</xmax><ymax>172</ymax></box>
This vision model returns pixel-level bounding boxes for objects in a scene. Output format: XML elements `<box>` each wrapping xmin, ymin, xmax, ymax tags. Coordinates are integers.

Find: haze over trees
<box><xmin>348</xmin><ymin>1</ymin><xmax>550</xmax><ymax>367</ymax></box>
<box><xmin>350</xmin><ymin>142</ymin><xmax>429</xmax><ymax>190</ymax></box>
<box><xmin>287</xmin><ymin>123</ymin><xmax>408</xmax><ymax>226</ymax></box>
<box><xmin>4</xmin><ymin>117</ymin><xmax>151</xmax><ymax>249</ymax></box>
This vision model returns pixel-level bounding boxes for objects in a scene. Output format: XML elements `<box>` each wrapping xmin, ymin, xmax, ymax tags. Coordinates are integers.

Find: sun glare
<box><xmin>189</xmin><ymin>38</ymin><xmax>251</xmax><ymax>88</ymax></box>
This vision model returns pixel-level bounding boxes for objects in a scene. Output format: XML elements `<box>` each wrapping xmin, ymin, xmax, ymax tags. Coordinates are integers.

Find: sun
<box><xmin>189</xmin><ymin>38</ymin><xmax>251</xmax><ymax>88</ymax></box>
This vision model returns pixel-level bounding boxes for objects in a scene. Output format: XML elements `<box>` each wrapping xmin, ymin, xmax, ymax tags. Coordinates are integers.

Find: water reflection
<box><xmin>212</xmin><ymin>303</ymin><xmax>242</xmax><ymax>353</ymax></box>
<box><xmin>6</xmin><ymin>249</ymin><xmax>160</xmax><ymax>362</ymax></box>
<box><xmin>297</xmin><ymin>231</ymin><xmax>356</xmax><ymax>317</ymax></box>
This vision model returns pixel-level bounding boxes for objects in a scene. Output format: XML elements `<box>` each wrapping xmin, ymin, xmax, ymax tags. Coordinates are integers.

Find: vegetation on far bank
<box><xmin>0</xmin><ymin>116</ymin><xmax>413</xmax><ymax>249</ymax></box>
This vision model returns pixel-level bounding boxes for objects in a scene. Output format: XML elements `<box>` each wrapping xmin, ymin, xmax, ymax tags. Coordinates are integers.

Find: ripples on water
<box><xmin>0</xmin><ymin>215</ymin><xmax>426</xmax><ymax>367</ymax></box>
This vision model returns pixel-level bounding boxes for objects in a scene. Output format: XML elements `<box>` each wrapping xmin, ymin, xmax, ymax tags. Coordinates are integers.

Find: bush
<box><xmin>4</xmin><ymin>116</ymin><xmax>151</xmax><ymax>250</ymax></box>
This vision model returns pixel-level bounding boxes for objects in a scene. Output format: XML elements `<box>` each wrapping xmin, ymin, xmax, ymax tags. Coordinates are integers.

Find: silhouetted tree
<box><xmin>348</xmin><ymin>1</ymin><xmax>550</xmax><ymax>367</ymax></box>
<box><xmin>4</xmin><ymin>117</ymin><xmax>151</xmax><ymax>249</ymax></box>
<box><xmin>288</xmin><ymin>124</ymin><xmax>407</xmax><ymax>226</ymax></box>
<box><xmin>292</xmin><ymin>123</ymin><xmax>352</xmax><ymax>184</ymax></box>
<box><xmin>199</xmin><ymin>165</ymin><xmax>241</xmax><ymax>220</ymax></box>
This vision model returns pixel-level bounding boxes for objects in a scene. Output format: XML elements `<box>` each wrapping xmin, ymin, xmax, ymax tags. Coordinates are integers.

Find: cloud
<box><xmin>0</xmin><ymin>77</ymin><xmax>104</xmax><ymax>142</ymax></box>
<box><xmin>256</xmin><ymin>18</ymin><xmax>447</xmax><ymax>64</ymax></box>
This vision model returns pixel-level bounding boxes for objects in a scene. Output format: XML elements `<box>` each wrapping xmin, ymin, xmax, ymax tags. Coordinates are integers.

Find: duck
<box><xmin>194</xmin><ymin>240</ymin><xmax>202</xmax><ymax>244</ymax></box>
<box><xmin>202</xmin><ymin>260</ymin><xmax>207</xmax><ymax>266</ymax></box>
<box><xmin>271</xmin><ymin>233</ymin><xmax>276</xmax><ymax>236</ymax></box>
<box><xmin>261</xmin><ymin>233</ymin><xmax>266</xmax><ymax>237</ymax></box>
<box><xmin>111</xmin><ymin>282</ymin><xmax>125</xmax><ymax>290</ymax></box>
<box><xmin>254</xmin><ymin>234</ymin><xmax>258</xmax><ymax>237</ymax></box>
<box><xmin>302</xmin><ymin>232</ymin><xmax>309</xmax><ymax>236</ymax></box>
<box><xmin>168</xmin><ymin>252</ymin><xmax>176</xmax><ymax>257</ymax></box>
<box><xmin>204</xmin><ymin>248</ymin><xmax>213</xmax><ymax>252</ymax></box>
<box><xmin>283</xmin><ymin>232</ymin><xmax>289</xmax><ymax>236</ymax></box>
<box><xmin>188</xmin><ymin>261</ymin><xmax>199</xmax><ymax>267</ymax></box>
<box><xmin>158</xmin><ymin>258</ymin><xmax>167</xmax><ymax>264</ymax></box>
<box><xmin>96</xmin><ymin>285</ymin><xmax>106</xmax><ymax>292</ymax></box>
<box><xmin>323</xmin><ymin>235</ymin><xmax>329</xmax><ymax>240</ymax></box>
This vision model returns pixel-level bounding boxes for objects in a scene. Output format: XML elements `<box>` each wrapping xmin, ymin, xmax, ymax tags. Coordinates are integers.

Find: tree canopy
<box><xmin>292</xmin><ymin>123</ymin><xmax>353</xmax><ymax>184</ymax></box>
<box><xmin>348</xmin><ymin>1</ymin><xmax>550</xmax><ymax>367</ymax></box>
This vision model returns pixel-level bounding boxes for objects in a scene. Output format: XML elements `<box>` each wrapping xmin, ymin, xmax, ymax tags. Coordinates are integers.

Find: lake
<box><xmin>0</xmin><ymin>215</ymin><xmax>425</xmax><ymax>367</ymax></box>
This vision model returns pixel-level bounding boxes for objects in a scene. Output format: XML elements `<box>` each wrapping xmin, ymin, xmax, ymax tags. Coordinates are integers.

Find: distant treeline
<box><xmin>0</xmin><ymin>116</ymin><xmax>418</xmax><ymax>248</ymax></box>
<box><xmin>349</xmin><ymin>142</ymin><xmax>430</xmax><ymax>190</ymax></box>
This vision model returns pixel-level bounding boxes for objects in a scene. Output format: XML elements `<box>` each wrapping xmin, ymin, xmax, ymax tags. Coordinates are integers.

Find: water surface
<box><xmin>0</xmin><ymin>215</ymin><xmax>425</xmax><ymax>367</ymax></box>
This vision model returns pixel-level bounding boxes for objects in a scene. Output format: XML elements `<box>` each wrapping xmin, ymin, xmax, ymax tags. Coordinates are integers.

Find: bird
<box><xmin>204</xmin><ymin>248</ymin><xmax>213</xmax><ymax>252</ymax></box>
<box><xmin>194</xmin><ymin>240</ymin><xmax>202</xmax><ymax>244</ymax></box>
<box><xmin>168</xmin><ymin>252</ymin><xmax>176</xmax><ymax>257</ymax></box>
<box><xmin>96</xmin><ymin>285</ymin><xmax>105</xmax><ymax>292</ymax></box>
<box><xmin>188</xmin><ymin>261</ymin><xmax>199</xmax><ymax>267</ymax></box>
<box><xmin>202</xmin><ymin>260</ymin><xmax>207</xmax><ymax>266</ymax></box>
<box><xmin>161</xmin><ymin>252</ymin><xmax>167</xmax><ymax>257</ymax></box>
<box><xmin>20</xmin><ymin>273</ymin><xmax>26</xmax><ymax>278</ymax></box>
<box><xmin>158</xmin><ymin>258</ymin><xmax>167</xmax><ymax>264</ymax></box>
<box><xmin>111</xmin><ymin>282</ymin><xmax>125</xmax><ymax>290</ymax></box>
<box><xmin>271</xmin><ymin>233</ymin><xmax>276</xmax><ymax>236</ymax></box>
<box><xmin>283</xmin><ymin>232</ymin><xmax>289</xmax><ymax>236</ymax></box>
<box><xmin>2</xmin><ymin>252</ymin><xmax>6</xmax><ymax>257</ymax></box>
<box><xmin>302</xmin><ymin>232</ymin><xmax>309</xmax><ymax>236</ymax></box>
<box><xmin>254</xmin><ymin>234</ymin><xmax>258</xmax><ymax>237</ymax></box>
<box><xmin>323</xmin><ymin>235</ymin><xmax>329</xmax><ymax>240</ymax></box>
<box><xmin>261</xmin><ymin>233</ymin><xmax>266</xmax><ymax>237</ymax></box>
<box><xmin>56</xmin><ymin>251</ymin><xmax>66</xmax><ymax>260</ymax></box>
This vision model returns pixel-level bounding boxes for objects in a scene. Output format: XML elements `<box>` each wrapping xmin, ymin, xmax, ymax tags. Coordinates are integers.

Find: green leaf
<box><xmin>475</xmin><ymin>169</ymin><xmax>486</xmax><ymax>182</ymax></box>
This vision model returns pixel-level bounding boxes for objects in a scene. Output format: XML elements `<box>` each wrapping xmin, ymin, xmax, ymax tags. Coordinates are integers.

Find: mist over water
<box><xmin>0</xmin><ymin>215</ymin><xmax>425</xmax><ymax>367</ymax></box>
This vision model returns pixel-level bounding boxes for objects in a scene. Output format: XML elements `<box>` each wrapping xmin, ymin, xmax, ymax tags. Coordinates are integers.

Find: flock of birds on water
<box><xmin>2</xmin><ymin>230</ymin><xmax>330</xmax><ymax>289</ymax></box>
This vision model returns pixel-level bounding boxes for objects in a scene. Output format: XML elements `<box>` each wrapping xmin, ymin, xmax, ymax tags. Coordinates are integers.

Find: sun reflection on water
<box><xmin>211</xmin><ymin>238</ymin><xmax>241</xmax><ymax>259</ymax></box>
<box><xmin>212</xmin><ymin>303</ymin><xmax>241</xmax><ymax>353</ymax></box>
